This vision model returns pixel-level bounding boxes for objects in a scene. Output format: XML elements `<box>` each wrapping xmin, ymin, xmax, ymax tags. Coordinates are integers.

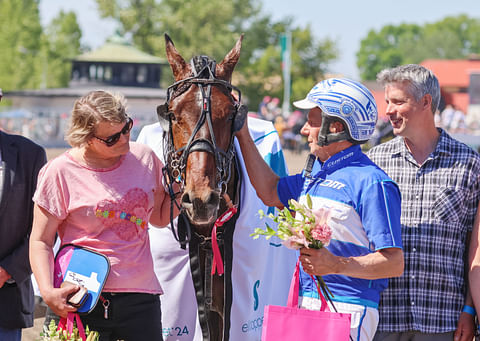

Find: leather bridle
<box><xmin>157</xmin><ymin>55</ymin><xmax>247</xmax><ymax>246</ymax></box>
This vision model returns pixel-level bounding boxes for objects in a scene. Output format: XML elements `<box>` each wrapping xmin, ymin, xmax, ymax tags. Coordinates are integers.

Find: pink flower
<box><xmin>251</xmin><ymin>195</ymin><xmax>334</xmax><ymax>251</ymax></box>
<box><xmin>313</xmin><ymin>208</ymin><xmax>331</xmax><ymax>226</ymax></box>
<box><xmin>282</xmin><ymin>233</ymin><xmax>309</xmax><ymax>250</ymax></box>
<box><xmin>311</xmin><ymin>208</ymin><xmax>332</xmax><ymax>246</ymax></box>
<box><xmin>311</xmin><ymin>224</ymin><xmax>332</xmax><ymax>246</ymax></box>
<box><xmin>282</xmin><ymin>239</ymin><xmax>302</xmax><ymax>250</ymax></box>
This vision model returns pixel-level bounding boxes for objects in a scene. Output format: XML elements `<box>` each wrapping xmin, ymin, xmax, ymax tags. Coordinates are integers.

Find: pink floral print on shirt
<box><xmin>95</xmin><ymin>188</ymin><xmax>150</xmax><ymax>241</ymax></box>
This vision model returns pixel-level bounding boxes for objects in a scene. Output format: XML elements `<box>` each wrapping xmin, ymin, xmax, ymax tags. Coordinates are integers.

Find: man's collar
<box><xmin>392</xmin><ymin>128</ymin><xmax>451</xmax><ymax>158</ymax></box>
<box><xmin>434</xmin><ymin>128</ymin><xmax>452</xmax><ymax>156</ymax></box>
<box><xmin>321</xmin><ymin>145</ymin><xmax>362</xmax><ymax>172</ymax></box>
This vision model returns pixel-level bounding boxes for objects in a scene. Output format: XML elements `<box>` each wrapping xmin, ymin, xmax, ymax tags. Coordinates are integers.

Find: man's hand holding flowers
<box><xmin>299</xmin><ymin>247</ymin><xmax>344</xmax><ymax>277</ymax></box>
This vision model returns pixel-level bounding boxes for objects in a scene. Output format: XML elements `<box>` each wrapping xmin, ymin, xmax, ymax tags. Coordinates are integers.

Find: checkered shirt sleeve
<box><xmin>367</xmin><ymin>130</ymin><xmax>480</xmax><ymax>333</ymax></box>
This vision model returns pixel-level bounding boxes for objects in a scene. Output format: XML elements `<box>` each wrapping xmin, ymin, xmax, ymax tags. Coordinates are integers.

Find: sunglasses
<box><xmin>93</xmin><ymin>117</ymin><xmax>133</xmax><ymax>147</ymax></box>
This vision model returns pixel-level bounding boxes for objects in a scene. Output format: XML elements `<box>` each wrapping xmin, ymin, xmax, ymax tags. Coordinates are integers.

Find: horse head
<box><xmin>159</xmin><ymin>34</ymin><xmax>247</xmax><ymax>232</ymax></box>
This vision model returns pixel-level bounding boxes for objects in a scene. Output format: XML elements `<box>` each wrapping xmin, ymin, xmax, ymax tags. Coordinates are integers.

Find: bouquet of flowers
<box><xmin>40</xmin><ymin>319</ymin><xmax>99</xmax><ymax>341</ymax></box>
<box><xmin>251</xmin><ymin>194</ymin><xmax>335</xmax><ymax>301</ymax></box>
<box><xmin>251</xmin><ymin>194</ymin><xmax>332</xmax><ymax>250</ymax></box>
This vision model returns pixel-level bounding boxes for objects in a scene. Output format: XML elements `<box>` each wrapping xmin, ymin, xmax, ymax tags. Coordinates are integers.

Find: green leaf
<box><xmin>284</xmin><ymin>208</ymin><xmax>293</xmax><ymax>220</ymax></box>
<box><xmin>306</xmin><ymin>194</ymin><xmax>313</xmax><ymax>209</ymax></box>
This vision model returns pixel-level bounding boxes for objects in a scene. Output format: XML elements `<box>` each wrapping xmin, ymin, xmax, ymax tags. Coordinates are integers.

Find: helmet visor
<box><xmin>293</xmin><ymin>98</ymin><xmax>317</xmax><ymax>110</ymax></box>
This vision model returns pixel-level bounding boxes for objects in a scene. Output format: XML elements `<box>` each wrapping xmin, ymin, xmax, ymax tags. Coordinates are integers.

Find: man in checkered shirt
<box><xmin>368</xmin><ymin>64</ymin><xmax>480</xmax><ymax>341</ymax></box>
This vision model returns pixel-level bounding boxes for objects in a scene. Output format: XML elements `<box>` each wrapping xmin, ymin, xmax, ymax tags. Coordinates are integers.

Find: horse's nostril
<box><xmin>207</xmin><ymin>192</ymin><xmax>220</xmax><ymax>207</ymax></box>
<box><xmin>181</xmin><ymin>192</ymin><xmax>192</xmax><ymax>205</ymax></box>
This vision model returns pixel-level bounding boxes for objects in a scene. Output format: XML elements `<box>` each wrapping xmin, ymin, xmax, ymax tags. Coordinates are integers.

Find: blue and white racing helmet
<box><xmin>293</xmin><ymin>78</ymin><xmax>378</xmax><ymax>146</ymax></box>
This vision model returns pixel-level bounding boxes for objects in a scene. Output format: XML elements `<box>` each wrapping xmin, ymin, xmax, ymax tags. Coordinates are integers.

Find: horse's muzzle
<box><xmin>181</xmin><ymin>190</ymin><xmax>220</xmax><ymax>227</ymax></box>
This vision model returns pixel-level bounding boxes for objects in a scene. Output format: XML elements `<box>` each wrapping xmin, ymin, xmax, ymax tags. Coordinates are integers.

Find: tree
<box><xmin>242</xmin><ymin>22</ymin><xmax>337</xmax><ymax>108</ymax></box>
<box><xmin>96</xmin><ymin>0</ymin><xmax>338</xmax><ymax>112</ymax></box>
<box><xmin>356</xmin><ymin>24</ymin><xmax>422</xmax><ymax>81</ymax></box>
<box><xmin>357</xmin><ymin>15</ymin><xmax>480</xmax><ymax>80</ymax></box>
<box><xmin>0</xmin><ymin>0</ymin><xmax>43</xmax><ymax>91</ymax></box>
<box><xmin>43</xmin><ymin>10</ymin><xmax>82</xmax><ymax>88</ymax></box>
<box><xmin>420</xmin><ymin>15</ymin><xmax>480</xmax><ymax>59</ymax></box>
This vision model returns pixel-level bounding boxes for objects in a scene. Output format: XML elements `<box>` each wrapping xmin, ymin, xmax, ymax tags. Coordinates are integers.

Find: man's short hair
<box><xmin>376</xmin><ymin>64</ymin><xmax>440</xmax><ymax>114</ymax></box>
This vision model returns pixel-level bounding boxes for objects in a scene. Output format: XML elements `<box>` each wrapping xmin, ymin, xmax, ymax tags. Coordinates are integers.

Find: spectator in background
<box><xmin>283</xmin><ymin>110</ymin><xmax>305</xmax><ymax>152</ymax></box>
<box><xmin>440</xmin><ymin>103</ymin><xmax>467</xmax><ymax>133</ymax></box>
<box><xmin>257</xmin><ymin>95</ymin><xmax>271</xmax><ymax>120</ymax></box>
<box><xmin>266</xmin><ymin>97</ymin><xmax>281</xmax><ymax>120</ymax></box>
<box><xmin>368</xmin><ymin>64</ymin><xmax>479</xmax><ymax>341</ymax></box>
<box><xmin>287</xmin><ymin>110</ymin><xmax>302</xmax><ymax>129</ymax></box>
<box><xmin>274</xmin><ymin>115</ymin><xmax>287</xmax><ymax>146</ymax></box>
<box><xmin>449</xmin><ymin>107</ymin><xmax>467</xmax><ymax>133</ymax></box>
<box><xmin>440</xmin><ymin>103</ymin><xmax>455</xmax><ymax>131</ymax></box>
<box><xmin>0</xmin><ymin>88</ymin><xmax>47</xmax><ymax>341</ymax></box>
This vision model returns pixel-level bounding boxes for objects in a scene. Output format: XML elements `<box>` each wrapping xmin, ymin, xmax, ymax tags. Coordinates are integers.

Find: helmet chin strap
<box><xmin>317</xmin><ymin>116</ymin><xmax>353</xmax><ymax>147</ymax></box>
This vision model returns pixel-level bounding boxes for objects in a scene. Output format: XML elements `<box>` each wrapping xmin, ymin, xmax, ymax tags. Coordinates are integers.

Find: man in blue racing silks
<box><xmin>236</xmin><ymin>78</ymin><xmax>404</xmax><ymax>341</ymax></box>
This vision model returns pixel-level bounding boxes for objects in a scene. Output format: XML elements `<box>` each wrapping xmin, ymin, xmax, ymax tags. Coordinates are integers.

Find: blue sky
<box><xmin>40</xmin><ymin>0</ymin><xmax>480</xmax><ymax>80</ymax></box>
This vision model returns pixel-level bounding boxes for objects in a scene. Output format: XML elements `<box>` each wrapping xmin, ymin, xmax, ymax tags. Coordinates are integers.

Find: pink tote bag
<box><xmin>261</xmin><ymin>261</ymin><xmax>351</xmax><ymax>341</ymax></box>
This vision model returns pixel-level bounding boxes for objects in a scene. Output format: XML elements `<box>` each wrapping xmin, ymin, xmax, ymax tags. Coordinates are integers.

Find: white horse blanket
<box><xmin>137</xmin><ymin>117</ymin><xmax>297</xmax><ymax>341</ymax></box>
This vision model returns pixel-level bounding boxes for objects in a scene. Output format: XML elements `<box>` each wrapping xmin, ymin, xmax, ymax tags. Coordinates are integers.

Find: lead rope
<box><xmin>211</xmin><ymin>193</ymin><xmax>237</xmax><ymax>276</ymax></box>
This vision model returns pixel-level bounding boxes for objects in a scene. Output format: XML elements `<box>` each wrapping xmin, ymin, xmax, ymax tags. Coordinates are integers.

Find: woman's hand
<box><xmin>42</xmin><ymin>285</ymin><xmax>81</xmax><ymax>318</ymax></box>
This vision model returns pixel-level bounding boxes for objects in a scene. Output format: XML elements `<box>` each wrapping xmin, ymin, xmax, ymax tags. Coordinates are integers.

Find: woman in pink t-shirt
<box><xmin>29</xmin><ymin>90</ymin><xmax>178</xmax><ymax>340</ymax></box>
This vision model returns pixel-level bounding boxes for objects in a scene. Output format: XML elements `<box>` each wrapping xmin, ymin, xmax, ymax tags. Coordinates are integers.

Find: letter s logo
<box><xmin>253</xmin><ymin>280</ymin><xmax>260</xmax><ymax>311</ymax></box>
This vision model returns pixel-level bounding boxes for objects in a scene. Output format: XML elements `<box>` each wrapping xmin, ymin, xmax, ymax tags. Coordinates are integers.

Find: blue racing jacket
<box><xmin>278</xmin><ymin>145</ymin><xmax>402</xmax><ymax>308</ymax></box>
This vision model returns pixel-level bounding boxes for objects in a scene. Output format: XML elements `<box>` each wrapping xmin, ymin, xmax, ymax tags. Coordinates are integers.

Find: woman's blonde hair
<box><xmin>65</xmin><ymin>90</ymin><xmax>128</xmax><ymax>147</ymax></box>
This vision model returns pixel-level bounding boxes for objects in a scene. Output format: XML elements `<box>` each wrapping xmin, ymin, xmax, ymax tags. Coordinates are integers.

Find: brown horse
<box><xmin>157</xmin><ymin>34</ymin><xmax>247</xmax><ymax>341</ymax></box>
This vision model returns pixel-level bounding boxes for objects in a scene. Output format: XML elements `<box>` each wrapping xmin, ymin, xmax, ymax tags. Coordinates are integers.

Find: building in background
<box><xmin>1</xmin><ymin>36</ymin><xmax>168</xmax><ymax>147</ymax></box>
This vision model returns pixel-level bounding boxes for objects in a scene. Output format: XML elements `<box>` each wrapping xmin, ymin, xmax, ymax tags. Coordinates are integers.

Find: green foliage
<box><xmin>95</xmin><ymin>0</ymin><xmax>338</xmax><ymax>111</ymax></box>
<box><xmin>43</xmin><ymin>10</ymin><xmax>82</xmax><ymax>88</ymax></box>
<box><xmin>251</xmin><ymin>194</ymin><xmax>328</xmax><ymax>250</ymax></box>
<box><xmin>241</xmin><ymin>22</ymin><xmax>337</xmax><ymax>107</ymax></box>
<box><xmin>357</xmin><ymin>24</ymin><xmax>421</xmax><ymax>80</ymax></box>
<box><xmin>357</xmin><ymin>15</ymin><xmax>480</xmax><ymax>80</ymax></box>
<box><xmin>0</xmin><ymin>0</ymin><xmax>43</xmax><ymax>91</ymax></box>
<box><xmin>40</xmin><ymin>319</ymin><xmax>99</xmax><ymax>341</ymax></box>
<box><xmin>0</xmin><ymin>1</ymin><xmax>81</xmax><ymax>91</ymax></box>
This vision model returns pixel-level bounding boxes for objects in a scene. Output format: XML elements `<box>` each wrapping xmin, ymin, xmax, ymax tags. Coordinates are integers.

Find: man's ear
<box><xmin>329</xmin><ymin>121</ymin><xmax>345</xmax><ymax>133</ymax></box>
<box><xmin>423</xmin><ymin>94</ymin><xmax>433</xmax><ymax>112</ymax></box>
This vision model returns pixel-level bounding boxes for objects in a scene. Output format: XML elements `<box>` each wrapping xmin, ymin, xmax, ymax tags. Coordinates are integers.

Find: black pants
<box><xmin>45</xmin><ymin>293</ymin><xmax>163</xmax><ymax>341</ymax></box>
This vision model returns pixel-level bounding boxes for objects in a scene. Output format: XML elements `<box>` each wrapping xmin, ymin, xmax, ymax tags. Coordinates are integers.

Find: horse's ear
<box><xmin>216</xmin><ymin>34</ymin><xmax>244</xmax><ymax>81</ymax></box>
<box><xmin>165</xmin><ymin>33</ymin><xmax>191</xmax><ymax>81</ymax></box>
